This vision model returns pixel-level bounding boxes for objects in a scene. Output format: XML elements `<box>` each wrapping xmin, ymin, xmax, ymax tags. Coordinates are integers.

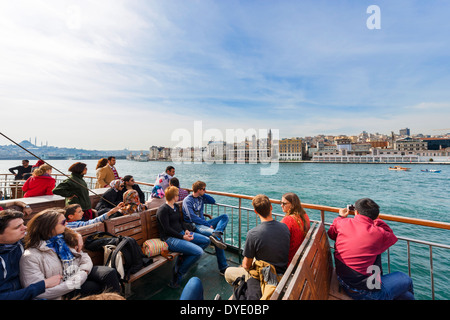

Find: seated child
<box><xmin>65</xmin><ymin>202</ymin><xmax>124</xmax><ymax>229</ymax></box>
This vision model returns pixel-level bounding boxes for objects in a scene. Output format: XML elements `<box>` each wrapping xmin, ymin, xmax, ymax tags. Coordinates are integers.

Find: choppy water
<box><xmin>1</xmin><ymin>159</ymin><xmax>449</xmax><ymax>299</ymax></box>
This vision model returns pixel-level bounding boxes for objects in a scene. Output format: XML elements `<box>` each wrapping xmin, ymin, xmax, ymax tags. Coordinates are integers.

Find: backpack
<box><xmin>232</xmin><ymin>275</ymin><xmax>262</xmax><ymax>300</ymax></box>
<box><xmin>84</xmin><ymin>231</ymin><xmax>120</xmax><ymax>251</ymax></box>
<box><xmin>84</xmin><ymin>231</ymin><xmax>153</xmax><ymax>281</ymax></box>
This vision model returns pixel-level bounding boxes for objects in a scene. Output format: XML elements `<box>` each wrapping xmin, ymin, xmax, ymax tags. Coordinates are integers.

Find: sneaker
<box><xmin>214</xmin><ymin>294</ymin><xmax>222</xmax><ymax>300</ymax></box>
<box><xmin>209</xmin><ymin>232</ymin><xmax>227</xmax><ymax>250</ymax></box>
<box><xmin>219</xmin><ymin>267</ymin><xmax>228</xmax><ymax>276</ymax></box>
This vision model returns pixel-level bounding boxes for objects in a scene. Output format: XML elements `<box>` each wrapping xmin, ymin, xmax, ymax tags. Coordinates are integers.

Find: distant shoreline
<box><xmin>278</xmin><ymin>161</ymin><xmax>449</xmax><ymax>165</ymax></box>
<box><xmin>0</xmin><ymin>158</ymin><xmax>448</xmax><ymax>165</ymax></box>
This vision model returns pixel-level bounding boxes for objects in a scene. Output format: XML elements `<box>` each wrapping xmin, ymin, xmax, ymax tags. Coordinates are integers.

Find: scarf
<box><xmin>46</xmin><ymin>234</ymin><xmax>77</xmax><ymax>281</ymax></box>
<box><xmin>122</xmin><ymin>190</ymin><xmax>146</xmax><ymax>214</ymax></box>
<box><xmin>46</xmin><ymin>234</ymin><xmax>74</xmax><ymax>262</ymax></box>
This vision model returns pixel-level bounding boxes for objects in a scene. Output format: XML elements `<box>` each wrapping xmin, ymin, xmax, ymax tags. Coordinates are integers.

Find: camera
<box><xmin>347</xmin><ymin>204</ymin><xmax>355</xmax><ymax>211</ymax></box>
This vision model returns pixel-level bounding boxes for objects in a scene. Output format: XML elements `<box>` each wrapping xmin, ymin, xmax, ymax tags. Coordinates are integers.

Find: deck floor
<box><xmin>128</xmin><ymin>247</ymin><xmax>240</xmax><ymax>300</ymax></box>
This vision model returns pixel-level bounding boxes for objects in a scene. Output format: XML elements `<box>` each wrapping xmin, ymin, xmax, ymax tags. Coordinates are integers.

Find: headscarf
<box><xmin>109</xmin><ymin>179</ymin><xmax>123</xmax><ymax>192</ymax></box>
<box><xmin>32</xmin><ymin>160</ymin><xmax>45</xmax><ymax>168</ymax></box>
<box><xmin>122</xmin><ymin>190</ymin><xmax>146</xmax><ymax>214</ymax></box>
<box><xmin>151</xmin><ymin>185</ymin><xmax>165</xmax><ymax>199</ymax></box>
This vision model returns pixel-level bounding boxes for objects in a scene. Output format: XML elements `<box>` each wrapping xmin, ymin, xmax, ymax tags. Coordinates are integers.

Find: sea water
<box><xmin>1</xmin><ymin>159</ymin><xmax>449</xmax><ymax>299</ymax></box>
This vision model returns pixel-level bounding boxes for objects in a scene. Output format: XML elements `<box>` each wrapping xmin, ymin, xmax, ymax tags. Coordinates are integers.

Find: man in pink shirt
<box><xmin>328</xmin><ymin>198</ymin><xmax>414</xmax><ymax>300</ymax></box>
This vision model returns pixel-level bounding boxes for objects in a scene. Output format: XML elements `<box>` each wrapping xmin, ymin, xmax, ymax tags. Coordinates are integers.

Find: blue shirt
<box><xmin>182</xmin><ymin>194</ymin><xmax>216</xmax><ymax>226</ymax></box>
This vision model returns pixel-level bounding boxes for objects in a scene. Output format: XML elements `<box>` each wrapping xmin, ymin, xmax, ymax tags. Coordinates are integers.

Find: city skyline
<box><xmin>1</xmin><ymin>1</ymin><xmax>450</xmax><ymax>150</ymax></box>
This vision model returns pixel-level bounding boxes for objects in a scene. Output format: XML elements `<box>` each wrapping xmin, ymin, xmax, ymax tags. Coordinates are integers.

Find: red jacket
<box><xmin>327</xmin><ymin>214</ymin><xmax>397</xmax><ymax>289</ymax></box>
<box><xmin>22</xmin><ymin>175</ymin><xmax>56</xmax><ymax>197</ymax></box>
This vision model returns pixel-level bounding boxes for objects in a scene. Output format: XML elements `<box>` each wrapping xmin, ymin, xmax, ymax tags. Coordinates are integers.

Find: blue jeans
<box><xmin>339</xmin><ymin>271</ymin><xmax>415</xmax><ymax>300</ymax></box>
<box><xmin>165</xmin><ymin>232</ymin><xmax>210</xmax><ymax>276</ymax></box>
<box><xmin>180</xmin><ymin>277</ymin><xmax>204</xmax><ymax>300</ymax></box>
<box><xmin>195</xmin><ymin>214</ymin><xmax>229</xmax><ymax>271</ymax></box>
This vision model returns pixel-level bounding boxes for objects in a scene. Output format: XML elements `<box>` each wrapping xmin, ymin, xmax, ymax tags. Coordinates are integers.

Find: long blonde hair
<box><xmin>283</xmin><ymin>192</ymin><xmax>309</xmax><ymax>234</ymax></box>
<box><xmin>32</xmin><ymin>164</ymin><xmax>52</xmax><ymax>177</ymax></box>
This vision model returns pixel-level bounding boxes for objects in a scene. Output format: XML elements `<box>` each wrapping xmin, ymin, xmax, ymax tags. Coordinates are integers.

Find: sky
<box><xmin>1</xmin><ymin>0</ymin><xmax>449</xmax><ymax>150</ymax></box>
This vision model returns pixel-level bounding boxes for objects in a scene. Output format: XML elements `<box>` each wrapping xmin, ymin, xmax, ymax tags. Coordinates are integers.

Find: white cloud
<box><xmin>1</xmin><ymin>1</ymin><xmax>449</xmax><ymax>150</ymax></box>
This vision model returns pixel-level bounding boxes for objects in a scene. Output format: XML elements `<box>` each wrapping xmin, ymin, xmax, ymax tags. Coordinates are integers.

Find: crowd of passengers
<box><xmin>1</xmin><ymin>159</ymin><xmax>414</xmax><ymax>300</ymax></box>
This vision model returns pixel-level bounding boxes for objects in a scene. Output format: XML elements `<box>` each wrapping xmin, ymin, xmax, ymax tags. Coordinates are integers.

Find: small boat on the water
<box><xmin>421</xmin><ymin>169</ymin><xmax>441</xmax><ymax>173</ymax></box>
<box><xmin>389</xmin><ymin>166</ymin><xmax>411</xmax><ymax>171</ymax></box>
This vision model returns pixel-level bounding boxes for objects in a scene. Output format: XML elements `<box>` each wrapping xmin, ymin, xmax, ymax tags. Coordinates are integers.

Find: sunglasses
<box><xmin>280</xmin><ymin>201</ymin><xmax>290</xmax><ymax>206</ymax></box>
<box><xmin>60</xmin><ymin>219</ymin><xmax>67</xmax><ymax>225</ymax></box>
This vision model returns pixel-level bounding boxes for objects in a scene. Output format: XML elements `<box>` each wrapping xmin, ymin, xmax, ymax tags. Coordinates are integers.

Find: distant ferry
<box><xmin>126</xmin><ymin>152</ymin><xmax>150</xmax><ymax>162</ymax></box>
<box><xmin>421</xmin><ymin>169</ymin><xmax>441</xmax><ymax>173</ymax></box>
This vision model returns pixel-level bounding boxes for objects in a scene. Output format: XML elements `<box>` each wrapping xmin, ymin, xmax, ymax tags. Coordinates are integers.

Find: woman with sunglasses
<box><xmin>121</xmin><ymin>175</ymin><xmax>145</xmax><ymax>204</ymax></box>
<box><xmin>19</xmin><ymin>208</ymin><xmax>121</xmax><ymax>300</ymax></box>
<box><xmin>280</xmin><ymin>192</ymin><xmax>311</xmax><ymax>265</ymax></box>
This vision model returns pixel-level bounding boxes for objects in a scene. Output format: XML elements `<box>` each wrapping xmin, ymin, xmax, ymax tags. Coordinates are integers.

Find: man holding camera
<box><xmin>328</xmin><ymin>198</ymin><xmax>414</xmax><ymax>300</ymax></box>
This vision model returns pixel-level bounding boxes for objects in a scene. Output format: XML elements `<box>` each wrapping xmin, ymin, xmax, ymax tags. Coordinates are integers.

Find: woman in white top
<box><xmin>20</xmin><ymin>208</ymin><xmax>121</xmax><ymax>299</ymax></box>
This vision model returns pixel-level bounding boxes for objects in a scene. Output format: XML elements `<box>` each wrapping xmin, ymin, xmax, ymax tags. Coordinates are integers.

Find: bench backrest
<box><xmin>271</xmin><ymin>222</ymin><xmax>333</xmax><ymax>300</ymax></box>
<box><xmin>104</xmin><ymin>212</ymin><xmax>148</xmax><ymax>246</ymax></box>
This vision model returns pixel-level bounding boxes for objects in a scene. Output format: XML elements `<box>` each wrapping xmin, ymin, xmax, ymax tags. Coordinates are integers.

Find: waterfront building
<box><xmin>149</xmin><ymin>146</ymin><xmax>159</xmax><ymax>160</ymax></box>
<box><xmin>369</xmin><ymin>141</ymin><xmax>389</xmax><ymax>149</ymax></box>
<box><xmin>394</xmin><ymin>137</ymin><xmax>428</xmax><ymax>151</ymax></box>
<box><xmin>420</xmin><ymin>138</ymin><xmax>450</xmax><ymax>151</ymax></box>
<box><xmin>279</xmin><ymin>137</ymin><xmax>304</xmax><ymax>161</ymax></box>
<box><xmin>312</xmin><ymin>148</ymin><xmax>420</xmax><ymax>163</ymax></box>
<box><xmin>416</xmin><ymin>147</ymin><xmax>450</xmax><ymax>162</ymax></box>
<box><xmin>336</xmin><ymin>138</ymin><xmax>352</xmax><ymax>151</ymax></box>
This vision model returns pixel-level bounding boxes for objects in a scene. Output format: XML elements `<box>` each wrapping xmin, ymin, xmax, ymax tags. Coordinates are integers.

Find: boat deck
<box><xmin>128</xmin><ymin>247</ymin><xmax>239</xmax><ymax>300</ymax></box>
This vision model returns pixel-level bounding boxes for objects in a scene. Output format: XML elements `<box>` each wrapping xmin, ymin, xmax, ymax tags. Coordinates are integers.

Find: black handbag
<box><xmin>182</xmin><ymin>221</ymin><xmax>196</xmax><ymax>232</ymax></box>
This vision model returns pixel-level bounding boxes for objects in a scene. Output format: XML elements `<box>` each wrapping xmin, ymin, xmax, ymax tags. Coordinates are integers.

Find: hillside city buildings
<box><xmin>1</xmin><ymin>128</ymin><xmax>449</xmax><ymax>163</ymax></box>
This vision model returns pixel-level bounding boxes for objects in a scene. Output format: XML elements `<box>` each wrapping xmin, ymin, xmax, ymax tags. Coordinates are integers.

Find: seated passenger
<box><xmin>121</xmin><ymin>175</ymin><xmax>145</xmax><ymax>204</ymax></box>
<box><xmin>169</xmin><ymin>177</ymin><xmax>189</xmax><ymax>201</ymax></box>
<box><xmin>95</xmin><ymin>179</ymin><xmax>124</xmax><ymax>215</ymax></box>
<box><xmin>31</xmin><ymin>160</ymin><xmax>45</xmax><ymax>173</ymax></box>
<box><xmin>20</xmin><ymin>208</ymin><xmax>121</xmax><ymax>299</ymax></box>
<box><xmin>156</xmin><ymin>186</ymin><xmax>210</xmax><ymax>288</ymax></box>
<box><xmin>182</xmin><ymin>181</ymin><xmax>229</xmax><ymax>274</ymax></box>
<box><xmin>22</xmin><ymin>164</ymin><xmax>56</xmax><ymax>198</ymax></box>
<box><xmin>280</xmin><ymin>192</ymin><xmax>310</xmax><ymax>265</ymax></box>
<box><xmin>1</xmin><ymin>209</ymin><xmax>61</xmax><ymax>300</ymax></box>
<box><xmin>327</xmin><ymin>198</ymin><xmax>415</xmax><ymax>300</ymax></box>
<box><xmin>65</xmin><ymin>202</ymin><xmax>124</xmax><ymax>229</ymax></box>
<box><xmin>151</xmin><ymin>166</ymin><xmax>175</xmax><ymax>199</ymax></box>
<box><xmin>111</xmin><ymin>190</ymin><xmax>147</xmax><ymax>218</ymax></box>
<box><xmin>224</xmin><ymin>194</ymin><xmax>290</xmax><ymax>286</ymax></box>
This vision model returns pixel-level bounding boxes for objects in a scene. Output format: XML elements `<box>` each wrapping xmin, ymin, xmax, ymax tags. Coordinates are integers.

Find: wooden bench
<box><xmin>99</xmin><ymin>207</ymin><xmax>180</xmax><ymax>297</ymax></box>
<box><xmin>271</xmin><ymin>221</ymin><xmax>351</xmax><ymax>300</ymax></box>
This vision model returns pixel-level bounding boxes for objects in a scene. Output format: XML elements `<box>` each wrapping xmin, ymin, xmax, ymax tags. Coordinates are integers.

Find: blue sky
<box><xmin>1</xmin><ymin>1</ymin><xmax>449</xmax><ymax>150</ymax></box>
